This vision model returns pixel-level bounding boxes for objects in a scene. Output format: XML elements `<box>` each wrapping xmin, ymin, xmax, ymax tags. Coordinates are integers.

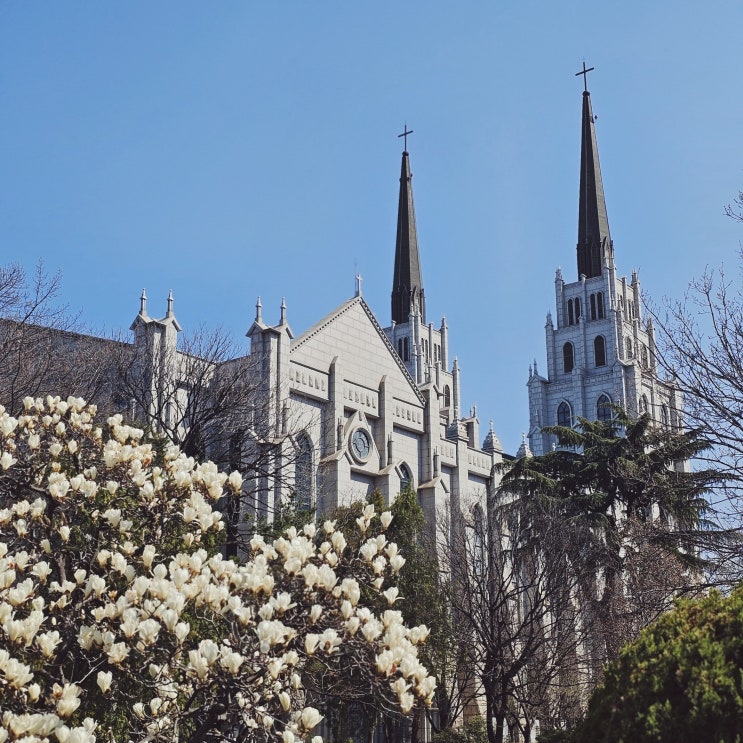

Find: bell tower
<box><xmin>527</xmin><ymin>69</ymin><xmax>682</xmax><ymax>456</ymax></box>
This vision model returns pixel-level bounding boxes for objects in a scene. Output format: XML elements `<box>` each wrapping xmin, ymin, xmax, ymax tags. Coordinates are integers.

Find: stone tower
<box><xmin>527</xmin><ymin>81</ymin><xmax>682</xmax><ymax>456</ymax></box>
<box><xmin>385</xmin><ymin>148</ymin><xmax>457</xmax><ymax>416</ymax></box>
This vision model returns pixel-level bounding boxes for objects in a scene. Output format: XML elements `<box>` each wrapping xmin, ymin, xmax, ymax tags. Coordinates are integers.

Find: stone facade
<box><xmin>528</xmin><ymin>87</ymin><xmax>682</xmax><ymax>456</ymax></box>
<box><xmin>242</xmin><ymin>253</ymin><xmax>504</xmax><ymax>538</ymax></box>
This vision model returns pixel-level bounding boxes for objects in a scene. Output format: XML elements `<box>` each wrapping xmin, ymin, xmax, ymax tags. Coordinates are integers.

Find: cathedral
<box><xmin>238</xmin><ymin>143</ymin><xmax>505</xmax><ymax>533</ymax></box>
<box><xmin>2</xmin><ymin>78</ymin><xmax>678</xmax><ymax>539</ymax></box>
<box><xmin>527</xmin><ymin>77</ymin><xmax>681</xmax><ymax>456</ymax></box>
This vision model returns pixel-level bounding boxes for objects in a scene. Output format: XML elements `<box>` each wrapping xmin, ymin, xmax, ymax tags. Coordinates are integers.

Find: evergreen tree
<box><xmin>499</xmin><ymin>411</ymin><xmax>724</xmax><ymax>665</ymax></box>
<box><xmin>573</xmin><ymin>587</ymin><xmax>743</xmax><ymax>743</ymax></box>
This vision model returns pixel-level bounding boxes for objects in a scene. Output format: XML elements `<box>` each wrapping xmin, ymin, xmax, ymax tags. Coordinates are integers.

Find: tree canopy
<box><xmin>499</xmin><ymin>411</ymin><xmax>723</xmax><ymax>665</ymax></box>
<box><xmin>573</xmin><ymin>587</ymin><xmax>743</xmax><ymax>743</ymax></box>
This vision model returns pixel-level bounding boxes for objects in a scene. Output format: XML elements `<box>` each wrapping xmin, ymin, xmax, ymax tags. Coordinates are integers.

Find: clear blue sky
<box><xmin>1</xmin><ymin>2</ymin><xmax>741</xmax><ymax>454</ymax></box>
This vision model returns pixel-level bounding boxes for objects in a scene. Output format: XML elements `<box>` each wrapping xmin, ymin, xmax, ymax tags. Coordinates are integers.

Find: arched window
<box><xmin>590</xmin><ymin>293</ymin><xmax>597</xmax><ymax>320</ymax></box>
<box><xmin>661</xmin><ymin>405</ymin><xmax>669</xmax><ymax>429</ymax></box>
<box><xmin>399</xmin><ymin>463</ymin><xmax>413</xmax><ymax>493</ymax></box>
<box><xmin>295</xmin><ymin>434</ymin><xmax>313</xmax><ymax>511</ymax></box>
<box><xmin>597</xmin><ymin>394</ymin><xmax>612</xmax><ymax>423</ymax></box>
<box><xmin>597</xmin><ymin>292</ymin><xmax>605</xmax><ymax>319</ymax></box>
<box><xmin>567</xmin><ymin>298</ymin><xmax>574</xmax><ymax>325</ymax></box>
<box><xmin>403</xmin><ymin>337</ymin><xmax>409</xmax><ymax>362</ymax></box>
<box><xmin>626</xmin><ymin>337</ymin><xmax>633</xmax><ymax>359</ymax></box>
<box><xmin>444</xmin><ymin>385</ymin><xmax>451</xmax><ymax>408</ymax></box>
<box><xmin>575</xmin><ymin>297</ymin><xmax>581</xmax><ymax>321</ymax></box>
<box><xmin>557</xmin><ymin>401</ymin><xmax>572</xmax><ymax>428</ymax></box>
<box><xmin>641</xmin><ymin>344</ymin><xmax>649</xmax><ymax>369</ymax></box>
<box><xmin>563</xmin><ymin>342</ymin><xmax>574</xmax><ymax>373</ymax></box>
<box><xmin>594</xmin><ymin>335</ymin><xmax>606</xmax><ymax>367</ymax></box>
<box><xmin>397</xmin><ymin>338</ymin><xmax>403</xmax><ymax>358</ymax></box>
<box><xmin>639</xmin><ymin>395</ymin><xmax>649</xmax><ymax>416</ymax></box>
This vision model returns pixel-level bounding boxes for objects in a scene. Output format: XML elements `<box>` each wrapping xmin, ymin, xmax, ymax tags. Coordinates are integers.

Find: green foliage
<box><xmin>573</xmin><ymin>587</ymin><xmax>743</xmax><ymax>743</ymax></box>
<box><xmin>499</xmin><ymin>412</ymin><xmax>724</xmax><ymax>663</ymax></box>
<box><xmin>387</xmin><ymin>487</ymin><xmax>440</xmax><ymax>627</ymax></box>
<box><xmin>537</xmin><ymin>730</ymin><xmax>574</xmax><ymax>743</ymax></box>
<box><xmin>433</xmin><ymin>716</ymin><xmax>488</xmax><ymax>743</ymax></box>
<box><xmin>501</xmin><ymin>411</ymin><xmax>719</xmax><ymax>545</ymax></box>
<box><xmin>248</xmin><ymin>491</ymin><xmax>315</xmax><ymax>541</ymax></box>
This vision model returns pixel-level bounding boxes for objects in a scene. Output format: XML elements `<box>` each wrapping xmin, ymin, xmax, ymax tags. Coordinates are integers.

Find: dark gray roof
<box><xmin>391</xmin><ymin>151</ymin><xmax>426</xmax><ymax>325</ymax></box>
<box><xmin>577</xmin><ymin>90</ymin><xmax>612</xmax><ymax>279</ymax></box>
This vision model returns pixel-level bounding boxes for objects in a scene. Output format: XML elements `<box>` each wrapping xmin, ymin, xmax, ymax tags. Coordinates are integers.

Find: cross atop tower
<box><xmin>398</xmin><ymin>123</ymin><xmax>414</xmax><ymax>151</ymax></box>
<box><xmin>575</xmin><ymin>60</ymin><xmax>595</xmax><ymax>92</ymax></box>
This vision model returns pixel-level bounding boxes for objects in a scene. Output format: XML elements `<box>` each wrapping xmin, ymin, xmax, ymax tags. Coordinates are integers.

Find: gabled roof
<box><xmin>292</xmin><ymin>295</ymin><xmax>426</xmax><ymax>405</ymax></box>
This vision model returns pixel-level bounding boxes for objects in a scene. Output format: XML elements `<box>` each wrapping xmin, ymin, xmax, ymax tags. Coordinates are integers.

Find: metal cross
<box><xmin>398</xmin><ymin>124</ymin><xmax>414</xmax><ymax>151</ymax></box>
<box><xmin>575</xmin><ymin>61</ymin><xmax>595</xmax><ymax>92</ymax></box>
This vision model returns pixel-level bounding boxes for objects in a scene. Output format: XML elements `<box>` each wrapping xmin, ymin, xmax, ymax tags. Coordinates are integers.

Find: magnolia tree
<box><xmin>0</xmin><ymin>396</ymin><xmax>435</xmax><ymax>743</ymax></box>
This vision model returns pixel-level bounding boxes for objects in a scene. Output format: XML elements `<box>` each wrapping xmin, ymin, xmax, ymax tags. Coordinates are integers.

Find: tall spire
<box><xmin>576</xmin><ymin>76</ymin><xmax>612</xmax><ymax>279</ymax></box>
<box><xmin>391</xmin><ymin>144</ymin><xmax>426</xmax><ymax>325</ymax></box>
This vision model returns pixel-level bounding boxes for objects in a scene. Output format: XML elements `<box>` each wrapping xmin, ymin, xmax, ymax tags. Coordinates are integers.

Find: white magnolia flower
<box><xmin>0</xmin><ymin>451</ymin><xmax>16</xmax><ymax>470</ymax></box>
<box><xmin>97</xmin><ymin>671</ymin><xmax>113</xmax><ymax>694</ymax></box>
<box><xmin>299</xmin><ymin>707</ymin><xmax>323</xmax><ymax>731</ymax></box>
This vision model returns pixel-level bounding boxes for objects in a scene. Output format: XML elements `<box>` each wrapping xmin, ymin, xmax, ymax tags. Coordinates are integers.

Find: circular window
<box><xmin>350</xmin><ymin>428</ymin><xmax>372</xmax><ymax>462</ymax></box>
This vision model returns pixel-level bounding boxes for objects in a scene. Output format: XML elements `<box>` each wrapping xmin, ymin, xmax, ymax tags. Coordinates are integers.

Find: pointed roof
<box><xmin>293</xmin><ymin>295</ymin><xmax>425</xmax><ymax>405</ymax></box>
<box><xmin>577</xmin><ymin>88</ymin><xmax>612</xmax><ymax>279</ymax></box>
<box><xmin>391</xmin><ymin>150</ymin><xmax>426</xmax><ymax>325</ymax></box>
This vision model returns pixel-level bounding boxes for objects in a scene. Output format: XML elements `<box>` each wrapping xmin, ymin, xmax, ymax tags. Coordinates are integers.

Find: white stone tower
<box><xmin>527</xmin><ymin>75</ymin><xmax>682</xmax><ymax>456</ymax></box>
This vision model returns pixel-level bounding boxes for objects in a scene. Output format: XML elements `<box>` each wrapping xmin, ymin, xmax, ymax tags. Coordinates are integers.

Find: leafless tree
<box><xmin>421</xmin><ymin>571</ymin><xmax>482</xmax><ymax>737</ymax></box>
<box><xmin>648</xmin><ymin>256</ymin><xmax>743</xmax><ymax>579</ymax></box>
<box><xmin>0</xmin><ymin>262</ymin><xmax>114</xmax><ymax>413</ymax></box>
<box><xmin>441</xmin><ymin>495</ymin><xmax>593</xmax><ymax>743</ymax></box>
<box><xmin>724</xmin><ymin>190</ymin><xmax>743</xmax><ymax>222</ymax></box>
<box><xmin>646</xmin><ymin>193</ymin><xmax>743</xmax><ymax>517</ymax></box>
<box><xmin>110</xmin><ymin>321</ymin><xmax>317</xmax><ymax>555</ymax></box>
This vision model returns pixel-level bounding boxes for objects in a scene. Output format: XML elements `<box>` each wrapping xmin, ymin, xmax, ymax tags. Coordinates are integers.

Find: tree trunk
<box><xmin>411</xmin><ymin>703</ymin><xmax>422</xmax><ymax>743</ymax></box>
<box><xmin>486</xmin><ymin>690</ymin><xmax>506</xmax><ymax>743</ymax></box>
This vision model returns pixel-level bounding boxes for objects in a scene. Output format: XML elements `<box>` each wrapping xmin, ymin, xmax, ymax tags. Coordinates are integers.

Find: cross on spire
<box><xmin>575</xmin><ymin>60</ymin><xmax>595</xmax><ymax>92</ymax></box>
<box><xmin>398</xmin><ymin>123</ymin><xmax>414</xmax><ymax>151</ymax></box>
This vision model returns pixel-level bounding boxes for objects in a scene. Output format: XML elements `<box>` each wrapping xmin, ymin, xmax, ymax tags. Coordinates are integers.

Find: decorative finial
<box><xmin>489</xmin><ymin>420</ymin><xmax>494</xmax><ymax>432</ymax></box>
<box><xmin>280</xmin><ymin>297</ymin><xmax>287</xmax><ymax>324</ymax></box>
<box><xmin>355</xmin><ymin>272</ymin><xmax>363</xmax><ymax>298</ymax></box>
<box><xmin>166</xmin><ymin>290</ymin><xmax>174</xmax><ymax>317</ymax></box>
<box><xmin>139</xmin><ymin>289</ymin><xmax>147</xmax><ymax>315</ymax></box>
<box><xmin>575</xmin><ymin>60</ymin><xmax>594</xmax><ymax>92</ymax></box>
<box><xmin>533</xmin><ymin>358</ymin><xmax>539</xmax><ymax>375</ymax></box>
<box><xmin>398</xmin><ymin>123</ymin><xmax>414</xmax><ymax>152</ymax></box>
<box><xmin>255</xmin><ymin>296</ymin><xmax>262</xmax><ymax>322</ymax></box>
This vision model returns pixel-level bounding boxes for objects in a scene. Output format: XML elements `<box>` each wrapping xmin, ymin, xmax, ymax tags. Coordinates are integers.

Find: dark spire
<box><xmin>391</xmin><ymin>148</ymin><xmax>425</xmax><ymax>324</ymax></box>
<box><xmin>576</xmin><ymin>84</ymin><xmax>612</xmax><ymax>279</ymax></box>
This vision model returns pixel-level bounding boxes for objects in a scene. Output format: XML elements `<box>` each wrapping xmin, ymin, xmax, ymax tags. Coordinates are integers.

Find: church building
<box><xmin>236</xmin><ymin>144</ymin><xmax>505</xmax><ymax>532</ymax></box>
<box><xmin>527</xmin><ymin>77</ymin><xmax>682</xmax><ymax>456</ymax></box>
